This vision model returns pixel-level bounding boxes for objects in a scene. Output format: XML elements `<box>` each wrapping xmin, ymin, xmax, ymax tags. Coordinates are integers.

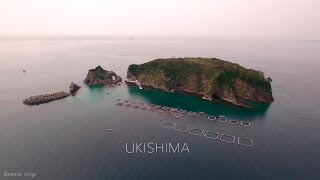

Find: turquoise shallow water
<box><xmin>0</xmin><ymin>37</ymin><xmax>319</xmax><ymax>179</ymax></box>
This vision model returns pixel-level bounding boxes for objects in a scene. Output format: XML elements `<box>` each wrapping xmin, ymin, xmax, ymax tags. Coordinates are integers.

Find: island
<box><xmin>84</xmin><ymin>66</ymin><xmax>122</xmax><ymax>86</ymax></box>
<box><xmin>127</xmin><ymin>58</ymin><xmax>274</xmax><ymax>107</ymax></box>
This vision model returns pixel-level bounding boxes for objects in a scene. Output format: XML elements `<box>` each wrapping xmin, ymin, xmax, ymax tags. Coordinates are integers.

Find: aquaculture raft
<box><xmin>115</xmin><ymin>99</ymin><xmax>252</xmax><ymax>128</ymax></box>
<box><xmin>204</xmin><ymin>131</ymin><xmax>219</xmax><ymax>140</ymax></box>
<box><xmin>220</xmin><ymin>134</ymin><xmax>236</xmax><ymax>144</ymax></box>
<box><xmin>160</xmin><ymin>121</ymin><xmax>254</xmax><ymax>147</ymax></box>
<box><xmin>189</xmin><ymin>128</ymin><xmax>204</xmax><ymax>136</ymax></box>
<box><xmin>174</xmin><ymin>124</ymin><xmax>189</xmax><ymax>132</ymax></box>
<box><xmin>238</xmin><ymin>137</ymin><xmax>253</xmax><ymax>147</ymax></box>
<box><xmin>23</xmin><ymin>91</ymin><xmax>70</xmax><ymax>105</ymax></box>
<box><xmin>161</xmin><ymin>122</ymin><xmax>176</xmax><ymax>129</ymax></box>
<box><xmin>115</xmin><ymin>100</ymin><xmax>255</xmax><ymax>148</ymax></box>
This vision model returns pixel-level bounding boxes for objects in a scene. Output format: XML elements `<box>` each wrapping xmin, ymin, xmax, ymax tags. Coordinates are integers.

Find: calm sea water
<box><xmin>0</xmin><ymin>37</ymin><xmax>319</xmax><ymax>179</ymax></box>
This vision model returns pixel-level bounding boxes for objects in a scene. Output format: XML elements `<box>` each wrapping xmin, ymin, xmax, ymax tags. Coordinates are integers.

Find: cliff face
<box><xmin>69</xmin><ymin>82</ymin><xmax>81</xmax><ymax>94</ymax></box>
<box><xmin>127</xmin><ymin>58</ymin><xmax>274</xmax><ymax>107</ymax></box>
<box><xmin>84</xmin><ymin>66</ymin><xmax>122</xmax><ymax>86</ymax></box>
<box><xmin>233</xmin><ymin>79</ymin><xmax>274</xmax><ymax>102</ymax></box>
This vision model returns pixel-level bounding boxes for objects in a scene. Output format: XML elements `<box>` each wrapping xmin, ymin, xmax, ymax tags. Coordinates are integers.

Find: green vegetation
<box><xmin>128</xmin><ymin>58</ymin><xmax>272</xmax><ymax>93</ymax></box>
<box><xmin>89</xmin><ymin>66</ymin><xmax>108</xmax><ymax>80</ymax></box>
<box><xmin>84</xmin><ymin>66</ymin><xmax>122</xmax><ymax>86</ymax></box>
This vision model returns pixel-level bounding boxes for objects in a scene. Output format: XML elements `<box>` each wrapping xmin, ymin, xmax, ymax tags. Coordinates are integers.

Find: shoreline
<box><xmin>126</xmin><ymin>82</ymin><xmax>253</xmax><ymax>108</ymax></box>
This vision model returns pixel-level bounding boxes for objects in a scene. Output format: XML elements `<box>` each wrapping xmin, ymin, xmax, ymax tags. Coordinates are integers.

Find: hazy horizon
<box><xmin>0</xmin><ymin>0</ymin><xmax>319</xmax><ymax>39</ymax></box>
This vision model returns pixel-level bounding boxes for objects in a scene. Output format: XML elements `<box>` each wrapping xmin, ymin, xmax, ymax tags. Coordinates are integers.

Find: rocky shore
<box><xmin>23</xmin><ymin>91</ymin><xmax>70</xmax><ymax>105</ymax></box>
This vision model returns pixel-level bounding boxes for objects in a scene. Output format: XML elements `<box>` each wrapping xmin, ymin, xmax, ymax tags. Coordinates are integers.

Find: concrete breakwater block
<box><xmin>132</xmin><ymin>105</ymin><xmax>141</xmax><ymax>109</ymax></box>
<box><xmin>116</xmin><ymin>102</ymin><xmax>124</xmax><ymax>106</ymax></box>
<box><xmin>23</xmin><ymin>91</ymin><xmax>70</xmax><ymax>105</ymax></box>
<box><xmin>124</xmin><ymin>104</ymin><xmax>133</xmax><ymax>107</ymax></box>
<box><xmin>140</xmin><ymin>106</ymin><xmax>152</xmax><ymax>111</ymax></box>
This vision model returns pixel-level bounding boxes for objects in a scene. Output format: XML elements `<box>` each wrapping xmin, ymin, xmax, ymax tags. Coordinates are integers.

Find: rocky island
<box><xmin>127</xmin><ymin>58</ymin><xmax>274</xmax><ymax>107</ymax></box>
<box><xmin>84</xmin><ymin>66</ymin><xmax>122</xmax><ymax>86</ymax></box>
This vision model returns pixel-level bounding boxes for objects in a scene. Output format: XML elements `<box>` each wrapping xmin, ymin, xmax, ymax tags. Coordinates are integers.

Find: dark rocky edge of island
<box><xmin>127</xmin><ymin>57</ymin><xmax>274</xmax><ymax>108</ymax></box>
<box><xmin>84</xmin><ymin>66</ymin><xmax>122</xmax><ymax>86</ymax></box>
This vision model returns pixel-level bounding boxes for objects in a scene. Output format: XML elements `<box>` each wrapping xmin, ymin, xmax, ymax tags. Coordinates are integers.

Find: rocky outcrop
<box><xmin>127</xmin><ymin>58</ymin><xmax>274</xmax><ymax>108</ymax></box>
<box><xmin>69</xmin><ymin>82</ymin><xmax>81</xmax><ymax>94</ymax></box>
<box><xmin>84</xmin><ymin>66</ymin><xmax>122</xmax><ymax>86</ymax></box>
<box><xmin>23</xmin><ymin>91</ymin><xmax>70</xmax><ymax>105</ymax></box>
<box><xmin>233</xmin><ymin>79</ymin><xmax>274</xmax><ymax>102</ymax></box>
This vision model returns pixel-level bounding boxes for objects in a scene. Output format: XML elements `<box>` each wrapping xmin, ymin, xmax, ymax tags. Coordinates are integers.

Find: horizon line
<box><xmin>0</xmin><ymin>34</ymin><xmax>318</xmax><ymax>42</ymax></box>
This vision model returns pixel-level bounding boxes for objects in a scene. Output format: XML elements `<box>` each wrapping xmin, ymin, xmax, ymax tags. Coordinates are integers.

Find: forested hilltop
<box><xmin>127</xmin><ymin>58</ymin><xmax>274</xmax><ymax>107</ymax></box>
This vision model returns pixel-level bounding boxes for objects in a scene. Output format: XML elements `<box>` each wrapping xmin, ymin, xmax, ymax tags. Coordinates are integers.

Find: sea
<box><xmin>0</xmin><ymin>36</ymin><xmax>319</xmax><ymax>180</ymax></box>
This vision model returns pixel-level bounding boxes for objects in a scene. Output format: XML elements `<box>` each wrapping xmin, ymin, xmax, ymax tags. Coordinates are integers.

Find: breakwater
<box><xmin>23</xmin><ymin>91</ymin><xmax>70</xmax><ymax>105</ymax></box>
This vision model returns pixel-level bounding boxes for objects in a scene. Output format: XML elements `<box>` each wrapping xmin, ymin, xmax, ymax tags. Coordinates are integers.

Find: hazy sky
<box><xmin>0</xmin><ymin>0</ymin><xmax>319</xmax><ymax>39</ymax></box>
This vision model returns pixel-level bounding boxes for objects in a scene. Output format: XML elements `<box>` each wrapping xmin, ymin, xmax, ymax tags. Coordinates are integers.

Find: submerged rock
<box><xmin>69</xmin><ymin>82</ymin><xmax>81</xmax><ymax>94</ymax></box>
<box><xmin>84</xmin><ymin>66</ymin><xmax>122</xmax><ymax>86</ymax></box>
